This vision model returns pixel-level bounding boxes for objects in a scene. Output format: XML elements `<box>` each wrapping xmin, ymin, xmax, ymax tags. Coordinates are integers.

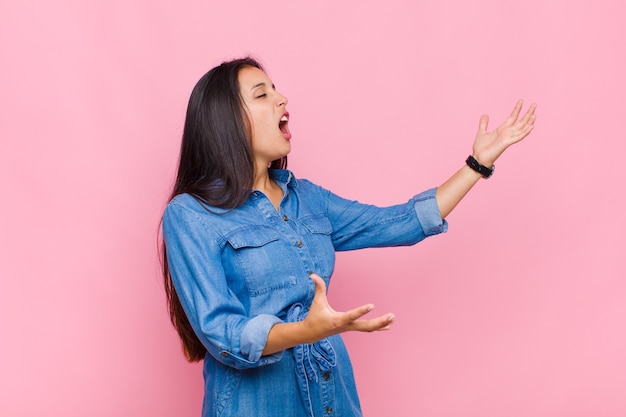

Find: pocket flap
<box><xmin>226</xmin><ymin>226</ymin><xmax>280</xmax><ymax>249</ymax></box>
<box><xmin>300</xmin><ymin>215</ymin><xmax>332</xmax><ymax>235</ymax></box>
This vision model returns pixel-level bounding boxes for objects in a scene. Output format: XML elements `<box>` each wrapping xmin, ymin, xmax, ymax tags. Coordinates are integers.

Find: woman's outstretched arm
<box><xmin>436</xmin><ymin>100</ymin><xmax>537</xmax><ymax>219</ymax></box>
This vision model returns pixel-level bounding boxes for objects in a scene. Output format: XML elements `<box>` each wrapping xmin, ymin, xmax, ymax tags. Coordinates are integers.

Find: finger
<box><xmin>516</xmin><ymin>112</ymin><xmax>537</xmax><ymax>135</ymax></box>
<box><xmin>309</xmin><ymin>273</ymin><xmax>327</xmax><ymax>295</ymax></box>
<box><xmin>519</xmin><ymin>103</ymin><xmax>537</xmax><ymax>125</ymax></box>
<box><xmin>350</xmin><ymin>313</ymin><xmax>396</xmax><ymax>332</ymax></box>
<box><xmin>509</xmin><ymin>122</ymin><xmax>535</xmax><ymax>144</ymax></box>
<box><xmin>507</xmin><ymin>99</ymin><xmax>524</xmax><ymax>123</ymax></box>
<box><xmin>309</xmin><ymin>273</ymin><xmax>331</xmax><ymax>309</ymax></box>
<box><xmin>342</xmin><ymin>303</ymin><xmax>375</xmax><ymax>322</ymax></box>
<box><xmin>478</xmin><ymin>114</ymin><xmax>489</xmax><ymax>133</ymax></box>
<box><xmin>520</xmin><ymin>121</ymin><xmax>535</xmax><ymax>137</ymax></box>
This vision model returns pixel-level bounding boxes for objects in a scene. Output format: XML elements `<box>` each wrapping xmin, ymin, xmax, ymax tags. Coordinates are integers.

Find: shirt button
<box><xmin>295</xmin><ymin>241</ymin><xmax>303</xmax><ymax>248</ymax></box>
<box><xmin>326</xmin><ymin>407</ymin><xmax>333</xmax><ymax>414</ymax></box>
<box><xmin>323</xmin><ymin>372</ymin><xmax>330</xmax><ymax>380</ymax></box>
<box><xmin>282</xmin><ymin>215</ymin><xmax>289</xmax><ymax>221</ymax></box>
<box><xmin>221</xmin><ymin>352</ymin><xmax>229</xmax><ymax>357</ymax></box>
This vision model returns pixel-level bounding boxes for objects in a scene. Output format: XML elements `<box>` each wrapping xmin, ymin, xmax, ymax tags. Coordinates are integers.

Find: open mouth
<box><xmin>279</xmin><ymin>114</ymin><xmax>292</xmax><ymax>139</ymax></box>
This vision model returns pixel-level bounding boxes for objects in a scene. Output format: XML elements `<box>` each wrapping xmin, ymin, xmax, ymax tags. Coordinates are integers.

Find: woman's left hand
<box><xmin>472</xmin><ymin>100</ymin><xmax>537</xmax><ymax>167</ymax></box>
<box><xmin>301</xmin><ymin>273</ymin><xmax>395</xmax><ymax>342</ymax></box>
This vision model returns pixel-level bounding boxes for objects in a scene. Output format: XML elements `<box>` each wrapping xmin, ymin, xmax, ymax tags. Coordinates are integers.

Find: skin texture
<box><xmin>238</xmin><ymin>66</ymin><xmax>538</xmax><ymax>356</ymax></box>
<box><xmin>239</xmin><ymin>66</ymin><xmax>291</xmax><ymax>211</ymax></box>
<box><xmin>436</xmin><ymin>100</ymin><xmax>537</xmax><ymax>219</ymax></box>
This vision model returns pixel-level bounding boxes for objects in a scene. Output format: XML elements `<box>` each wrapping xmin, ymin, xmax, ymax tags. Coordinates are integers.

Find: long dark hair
<box><xmin>162</xmin><ymin>57</ymin><xmax>287</xmax><ymax>362</ymax></box>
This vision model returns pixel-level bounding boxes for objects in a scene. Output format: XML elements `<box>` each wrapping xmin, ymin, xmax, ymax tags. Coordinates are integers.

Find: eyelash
<box><xmin>256</xmin><ymin>85</ymin><xmax>276</xmax><ymax>99</ymax></box>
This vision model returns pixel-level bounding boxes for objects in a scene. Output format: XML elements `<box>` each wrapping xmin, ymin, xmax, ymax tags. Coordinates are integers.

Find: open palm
<box><xmin>472</xmin><ymin>100</ymin><xmax>537</xmax><ymax>167</ymax></box>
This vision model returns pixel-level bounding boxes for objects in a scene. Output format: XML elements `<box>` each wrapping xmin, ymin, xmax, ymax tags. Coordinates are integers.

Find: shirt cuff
<box><xmin>240</xmin><ymin>314</ymin><xmax>284</xmax><ymax>363</ymax></box>
<box><xmin>413</xmin><ymin>188</ymin><xmax>448</xmax><ymax>236</ymax></box>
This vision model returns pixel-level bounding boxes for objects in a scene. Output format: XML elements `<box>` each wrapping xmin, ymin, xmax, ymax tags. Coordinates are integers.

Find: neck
<box><xmin>253</xmin><ymin>167</ymin><xmax>283</xmax><ymax>212</ymax></box>
<box><xmin>252</xmin><ymin>167</ymin><xmax>273</xmax><ymax>192</ymax></box>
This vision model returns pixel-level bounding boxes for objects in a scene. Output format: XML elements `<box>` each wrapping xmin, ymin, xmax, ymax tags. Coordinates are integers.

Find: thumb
<box><xmin>309</xmin><ymin>273</ymin><xmax>327</xmax><ymax>295</ymax></box>
<box><xmin>478</xmin><ymin>114</ymin><xmax>489</xmax><ymax>133</ymax></box>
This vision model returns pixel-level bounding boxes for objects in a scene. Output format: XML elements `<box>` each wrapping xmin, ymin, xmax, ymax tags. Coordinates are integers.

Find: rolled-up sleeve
<box><xmin>163</xmin><ymin>202</ymin><xmax>283</xmax><ymax>369</ymax></box>
<box><xmin>412</xmin><ymin>188</ymin><xmax>448</xmax><ymax>237</ymax></box>
<box><xmin>239</xmin><ymin>314</ymin><xmax>283</xmax><ymax>362</ymax></box>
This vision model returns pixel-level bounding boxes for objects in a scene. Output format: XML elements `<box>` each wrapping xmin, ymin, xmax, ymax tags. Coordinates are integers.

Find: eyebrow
<box><xmin>250</xmin><ymin>82</ymin><xmax>275</xmax><ymax>91</ymax></box>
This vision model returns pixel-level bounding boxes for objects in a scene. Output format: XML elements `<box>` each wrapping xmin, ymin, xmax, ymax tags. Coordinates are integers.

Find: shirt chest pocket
<box><xmin>226</xmin><ymin>226</ymin><xmax>297</xmax><ymax>297</ymax></box>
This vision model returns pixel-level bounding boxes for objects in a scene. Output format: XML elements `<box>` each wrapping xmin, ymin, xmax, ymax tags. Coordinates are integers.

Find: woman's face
<box><xmin>238</xmin><ymin>66</ymin><xmax>291</xmax><ymax>168</ymax></box>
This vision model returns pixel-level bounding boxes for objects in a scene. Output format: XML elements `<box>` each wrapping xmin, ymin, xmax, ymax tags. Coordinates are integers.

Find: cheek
<box><xmin>252</xmin><ymin>118</ymin><xmax>275</xmax><ymax>140</ymax></box>
<box><xmin>245</xmin><ymin>105</ymin><xmax>275</xmax><ymax>140</ymax></box>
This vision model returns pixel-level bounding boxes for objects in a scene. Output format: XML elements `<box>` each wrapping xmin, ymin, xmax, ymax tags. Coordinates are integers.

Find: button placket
<box><xmin>321</xmin><ymin>368</ymin><xmax>335</xmax><ymax>416</ymax></box>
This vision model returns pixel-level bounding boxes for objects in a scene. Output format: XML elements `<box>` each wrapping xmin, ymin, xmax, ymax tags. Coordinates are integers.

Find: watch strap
<box><xmin>465</xmin><ymin>155</ymin><xmax>494</xmax><ymax>179</ymax></box>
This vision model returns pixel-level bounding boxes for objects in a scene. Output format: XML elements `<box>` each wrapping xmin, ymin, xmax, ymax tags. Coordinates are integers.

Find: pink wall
<box><xmin>2</xmin><ymin>1</ymin><xmax>625</xmax><ymax>416</ymax></box>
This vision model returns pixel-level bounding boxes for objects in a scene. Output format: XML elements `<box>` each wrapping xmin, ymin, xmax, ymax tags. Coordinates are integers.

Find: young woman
<box><xmin>161</xmin><ymin>57</ymin><xmax>536</xmax><ymax>417</ymax></box>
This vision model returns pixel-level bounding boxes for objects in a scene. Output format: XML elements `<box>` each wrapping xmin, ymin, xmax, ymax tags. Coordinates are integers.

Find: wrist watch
<box><xmin>465</xmin><ymin>155</ymin><xmax>494</xmax><ymax>179</ymax></box>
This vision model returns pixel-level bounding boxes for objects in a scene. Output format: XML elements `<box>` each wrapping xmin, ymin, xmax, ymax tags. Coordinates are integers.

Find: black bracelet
<box><xmin>465</xmin><ymin>155</ymin><xmax>494</xmax><ymax>179</ymax></box>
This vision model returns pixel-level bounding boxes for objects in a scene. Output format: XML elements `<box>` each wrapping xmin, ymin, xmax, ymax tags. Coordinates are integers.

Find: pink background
<box><xmin>1</xmin><ymin>1</ymin><xmax>625</xmax><ymax>416</ymax></box>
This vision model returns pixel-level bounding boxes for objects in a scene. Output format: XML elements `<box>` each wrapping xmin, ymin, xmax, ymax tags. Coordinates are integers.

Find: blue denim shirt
<box><xmin>162</xmin><ymin>169</ymin><xmax>447</xmax><ymax>417</ymax></box>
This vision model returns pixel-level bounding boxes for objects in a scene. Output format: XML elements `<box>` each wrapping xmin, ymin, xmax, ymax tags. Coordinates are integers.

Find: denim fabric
<box><xmin>162</xmin><ymin>169</ymin><xmax>447</xmax><ymax>417</ymax></box>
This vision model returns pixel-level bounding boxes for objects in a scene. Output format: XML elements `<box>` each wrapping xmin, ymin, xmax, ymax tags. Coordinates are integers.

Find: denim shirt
<box><xmin>162</xmin><ymin>169</ymin><xmax>447</xmax><ymax>417</ymax></box>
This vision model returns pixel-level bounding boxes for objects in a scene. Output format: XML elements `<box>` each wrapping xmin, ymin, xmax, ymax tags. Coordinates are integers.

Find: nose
<box><xmin>276</xmin><ymin>92</ymin><xmax>288</xmax><ymax>107</ymax></box>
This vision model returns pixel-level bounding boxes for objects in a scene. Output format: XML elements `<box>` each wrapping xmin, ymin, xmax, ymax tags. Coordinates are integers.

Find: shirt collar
<box><xmin>269</xmin><ymin>169</ymin><xmax>298</xmax><ymax>188</ymax></box>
